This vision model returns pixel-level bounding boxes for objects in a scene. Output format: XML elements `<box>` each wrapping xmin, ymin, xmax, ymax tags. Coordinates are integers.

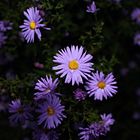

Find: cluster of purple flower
<box><xmin>79</xmin><ymin>113</ymin><xmax>115</xmax><ymax>140</ymax></box>
<box><xmin>131</xmin><ymin>8</ymin><xmax>140</xmax><ymax>46</ymax></box>
<box><xmin>8</xmin><ymin>75</ymin><xmax>65</xmax><ymax>139</ymax></box>
<box><xmin>8</xmin><ymin>3</ymin><xmax>118</xmax><ymax>140</ymax></box>
<box><xmin>53</xmin><ymin>45</ymin><xmax>118</xmax><ymax>101</ymax></box>
<box><xmin>8</xmin><ymin>46</ymin><xmax>117</xmax><ymax>139</ymax></box>
<box><xmin>0</xmin><ymin>20</ymin><xmax>12</xmax><ymax>47</ymax></box>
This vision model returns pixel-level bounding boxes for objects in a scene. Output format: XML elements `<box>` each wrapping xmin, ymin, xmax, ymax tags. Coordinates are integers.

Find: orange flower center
<box><xmin>97</xmin><ymin>81</ymin><xmax>106</xmax><ymax>89</ymax></box>
<box><xmin>68</xmin><ymin>60</ymin><xmax>79</xmax><ymax>70</ymax></box>
<box><xmin>30</xmin><ymin>21</ymin><xmax>36</xmax><ymax>30</ymax></box>
<box><xmin>47</xmin><ymin>106</ymin><xmax>55</xmax><ymax>116</ymax></box>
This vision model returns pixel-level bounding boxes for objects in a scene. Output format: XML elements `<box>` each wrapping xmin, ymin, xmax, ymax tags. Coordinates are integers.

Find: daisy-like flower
<box><xmin>20</xmin><ymin>7</ymin><xmax>50</xmax><ymax>43</ymax></box>
<box><xmin>79</xmin><ymin>113</ymin><xmax>115</xmax><ymax>140</ymax></box>
<box><xmin>86</xmin><ymin>1</ymin><xmax>98</xmax><ymax>14</ymax></box>
<box><xmin>37</xmin><ymin>95</ymin><xmax>66</xmax><ymax>129</ymax></box>
<box><xmin>134</xmin><ymin>33</ymin><xmax>140</xmax><ymax>46</ymax></box>
<box><xmin>34</xmin><ymin>75</ymin><xmax>59</xmax><ymax>100</ymax></box>
<box><xmin>100</xmin><ymin>113</ymin><xmax>115</xmax><ymax>132</ymax></box>
<box><xmin>131</xmin><ymin>8</ymin><xmax>140</xmax><ymax>24</ymax></box>
<box><xmin>86</xmin><ymin>71</ymin><xmax>117</xmax><ymax>101</ymax></box>
<box><xmin>53</xmin><ymin>45</ymin><xmax>93</xmax><ymax>85</ymax></box>
<box><xmin>9</xmin><ymin>99</ymin><xmax>33</xmax><ymax>124</ymax></box>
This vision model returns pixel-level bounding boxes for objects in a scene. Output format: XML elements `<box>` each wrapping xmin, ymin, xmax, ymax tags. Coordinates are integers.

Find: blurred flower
<box><xmin>73</xmin><ymin>88</ymin><xmax>87</xmax><ymax>101</ymax></box>
<box><xmin>132</xmin><ymin>112</ymin><xmax>140</xmax><ymax>120</ymax></box>
<box><xmin>34</xmin><ymin>75</ymin><xmax>59</xmax><ymax>100</ymax></box>
<box><xmin>131</xmin><ymin>8</ymin><xmax>140</xmax><ymax>24</ymax></box>
<box><xmin>0</xmin><ymin>32</ymin><xmax>7</xmax><ymax>47</ymax></box>
<box><xmin>86</xmin><ymin>1</ymin><xmax>98</xmax><ymax>14</ymax></box>
<box><xmin>20</xmin><ymin>7</ymin><xmax>51</xmax><ymax>43</ymax></box>
<box><xmin>32</xmin><ymin>128</ymin><xmax>59</xmax><ymax>140</ymax></box>
<box><xmin>34</xmin><ymin>62</ymin><xmax>44</xmax><ymax>69</ymax></box>
<box><xmin>53</xmin><ymin>45</ymin><xmax>93</xmax><ymax>85</ymax></box>
<box><xmin>86</xmin><ymin>71</ymin><xmax>117</xmax><ymax>101</ymax></box>
<box><xmin>134</xmin><ymin>33</ymin><xmax>140</xmax><ymax>46</ymax></box>
<box><xmin>9</xmin><ymin>99</ymin><xmax>33</xmax><ymax>124</ymax></box>
<box><xmin>79</xmin><ymin>113</ymin><xmax>115</xmax><ymax>140</ymax></box>
<box><xmin>37</xmin><ymin>95</ymin><xmax>66</xmax><ymax>129</ymax></box>
<box><xmin>0</xmin><ymin>20</ymin><xmax>12</xmax><ymax>32</ymax></box>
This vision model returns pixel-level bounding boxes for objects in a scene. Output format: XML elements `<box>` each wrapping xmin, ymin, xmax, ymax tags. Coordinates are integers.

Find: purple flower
<box><xmin>0</xmin><ymin>32</ymin><xmax>7</xmax><ymax>47</ymax></box>
<box><xmin>73</xmin><ymin>88</ymin><xmax>87</xmax><ymax>101</ymax></box>
<box><xmin>79</xmin><ymin>113</ymin><xmax>115</xmax><ymax>140</ymax></box>
<box><xmin>86</xmin><ymin>1</ymin><xmax>98</xmax><ymax>14</ymax></box>
<box><xmin>20</xmin><ymin>7</ymin><xmax>50</xmax><ymax>43</ymax></box>
<box><xmin>53</xmin><ymin>45</ymin><xmax>93</xmax><ymax>85</ymax></box>
<box><xmin>33</xmin><ymin>128</ymin><xmax>59</xmax><ymax>140</ymax></box>
<box><xmin>134</xmin><ymin>33</ymin><xmax>140</xmax><ymax>46</ymax></box>
<box><xmin>86</xmin><ymin>71</ymin><xmax>118</xmax><ymax>101</ymax></box>
<box><xmin>37</xmin><ymin>95</ymin><xmax>66</xmax><ymax>129</ymax></box>
<box><xmin>131</xmin><ymin>8</ymin><xmax>140</xmax><ymax>24</ymax></box>
<box><xmin>0</xmin><ymin>20</ymin><xmax>12</xmax><ymax>32</ymax></box>
<box><xmin>34</xmin><ymin>75</ymin><xmax>59</xmax><ymax>100</ymax></box>
<box><xmin>100</xmin><ymin>113</ymin><xmax>115</xmax><ymax>131</ymax></box>
<box><xmin>9</xmin><ymin>99</ymin><xmax>33</xmax><ymax>124</ymax></box>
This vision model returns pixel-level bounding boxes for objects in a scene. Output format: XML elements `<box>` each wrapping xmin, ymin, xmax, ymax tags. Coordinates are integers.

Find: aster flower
<box><xmin>131</xmin><ymin>8</ymin><xmax>140</xmax><ymax>24</ymax></box>
<box><xmin>53</xmin><ymin>45</ymin><xmax>93</xmax><ymax>85</ymax></box>
<box><xmin>33</xmin><ymin>128</ymin><xmax>59</xmax><ymax>140</ymax></box>
<box><xmin>86</xmin><ymin>71</ymin><xmax>117</xmax><ymax>101</ymax></box>
<box><xmin>134</xmin><ymin>33</ymin><xmax>140</xmax><ymax>46</ymax></box>
<box><xmin>37</xmin><ymin>95</ymin><xmax>66</xmax><ymax>129</ymax></box>
<box><xmin>0</xmin><ymin>20</ymin><xmax>12</xmax><ymax>32</ymax></box>
<box><xmin>73</xmin><ymin>88</ymin><xmax>87</xmax><ymax>101</ymax></box>
<box><xmin>100</xmin><ymin>113</ymin><xmax>115</xmax><ymax>132</ymax></box>
<box><xmin>79</xmin><ymin>113</ymin><xmax>115</xmax><ymax>140</ymax></box>
<box><xmin>34</xmin><ymin>75</ymin><xmax>59</xmax><ymax>100</ymax></box>
<box><xmin>86</xmin><ymin>1</ymin><xmax>98</xmax><ymax>14</ymax></box>
<box><xmin>0</xmin><ymin>32</ymin><xmax>7</xmax><ymax>47</ymax></box>
<box><xmin>20</xmin><ymin>7</ymin><xmax>51</xmax><ymax>43</ymax></box>
<box><xmin>9</xmin><ymin>99</ymin><xmax>33</xmax><ymax>124</ymax></box>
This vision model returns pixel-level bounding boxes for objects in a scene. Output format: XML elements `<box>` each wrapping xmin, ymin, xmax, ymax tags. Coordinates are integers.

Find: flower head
<box><xmin>53</xmin><ymin>45</ymin><xmax>93</xmax><ymax>85</ymax></box>
<box><xmin>100</xmin><ymin>113</ymin><xmax>115</xmax><ymax>131</ymax></box>
<box><xmin>73</xmin><ymin>88</ymin><xmax>87</xmax><ymax>101</ymax></box>
<box><xmin>86</xmin><ymin>71</ymin><xmax>117</xmax><ymax>101</ymax></box>
<box><xmin>37</xmin><ymin>95</ymin><xmax>66</xmax><ymax>129</ymax></box>
<box><xmin>79</xmin><ymin>113</ymin><xmax>115</xmax><ymax>140</ymax></box>
<box><xmin>9</xmin><ymin>99</ymin><xmax>33</xmax><ymax>124</ymax></box>
<box><xmin>34</xmin><ymin>75</ymin><xmax>59</xmax><ymax>100</ymax></box>
<box><xmin>86</xmin><ymin>1</ymin><xmax>98</xmax><ymax>14</ymax></box>
<box><xmin>20</xmin><ymin>7</ymin><xmax>50</xmax><ymax>43</ymax></box>
<box><xmin>131</xmin><ymin>8</ymin><xmax>140</xmax><ymax>24</ymax></box>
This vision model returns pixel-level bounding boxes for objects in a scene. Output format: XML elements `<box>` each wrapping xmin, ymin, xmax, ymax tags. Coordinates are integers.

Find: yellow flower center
<box><xmin>30</xmin><ymin>21</ymin><xmax>36</xmax><ymax>30</ymax></box>
<box><xmin>47</xmin><ymin>106</ymin><xmax>55</xmax><ymax>116</ymax></box>
<box><xmin>97</xmin><ymin>81</ymin><xmax>106</xmax><ymax>89</ymax></box>
<box><xmin>68</xmin><ymin>60</ymin><xmax>79</xmax><ymax>70</ymax></box>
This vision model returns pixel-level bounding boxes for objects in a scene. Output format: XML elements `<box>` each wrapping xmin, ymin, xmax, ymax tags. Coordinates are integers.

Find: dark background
<box><xmin>0</xmin><ymin>0</ymin><xmax>140</xmax><ymax>140</ymax></box>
